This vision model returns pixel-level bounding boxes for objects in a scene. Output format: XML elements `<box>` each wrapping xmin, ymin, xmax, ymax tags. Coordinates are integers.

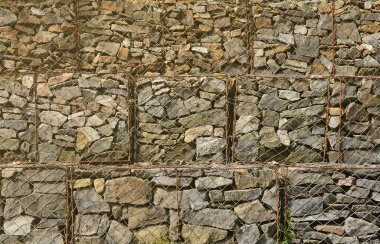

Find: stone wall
<box><xmin>235</xmin><ymin>77</ymin><xmax>327</xmax><ymax>163</ymax></box>
<box><xmin>1</xmin><ymin>0</ymin><xmax>380</xmax><ymax>242</ymax></box>
<box><xmin>36</xmin><ymin>73</ymin><xmax>130</xmax><ymax>163</ymax></box>
<box><xmin>136</xmin><ymin>75</ymin><xmax>227</xmax><ymax>162</ymax></box>
<box><xmin>288</xmin><ymin>168</ymin><xmax>380</xmax><ymax>243</ymax></box>
<box><xmin>0</xmin><ymin>166</ymin><xmax>278</xmax><ymax>243</ymax></box>
<box><xmin>1</xmin><ymin>165</ymin><xmax>380</xmax><ymax>243</ymax></box>
<box><xmin>0</xmin><ymin>75</ymin><xmax>36</xmax><ymax>163</ymax></box>
<box><xmin>8</xmin><ymin>0</ymin><xmax>380</xmax><ymax>76</ymax></box>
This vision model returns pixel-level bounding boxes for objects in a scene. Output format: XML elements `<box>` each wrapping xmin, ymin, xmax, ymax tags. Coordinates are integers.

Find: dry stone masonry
<box><xmin>2</xmin><ymin>0</ymin><xmax>380</xmax><ymax>243</ymax></box>
<box><xmin>78</xmin><ymin>0</ymin><xmax>165</xmax><ymax>74</ymax></box>
<box><xmin>0</xmin><ymin>168</ymin><xmax>66</xmax><ymax>243</ymax></box>
<box><xmin>164</xmin><ymin>0</ymin><xmax>247</xmax><ymax>75</ymax></box>
<box><xmin>250</xmin><ymin>0</ymin><xmax>333</xmax><ymax>76</ymax></box>
<box><xmin>69</xmin><ymin>167</ymin><xmax>277</xmax><ymax>243</ymax></box>
<box><xmin>335</xmin><ymin>1</ymin><xmax>380</xmax><ymax>76</ymax></box>
<box><xmin>0</xmin><ymin>75</ymin><xmax>36</xmax><ymax>163</ymax></box>
<box><xmin>0</xmin><ymin>0</ymin><xmax>77</xmax><ymax>73</ymax></box>
<box><xmin>328</xmin><ymin>77</ymin><xmax>380</xmax><ymax>164</ymax></box>
<box><xmin>136</xmin><ymin>75</ymin><xmax>227</xmax><ymax>162</ymax></box>
<box><xmin>235</xmin><ymin>77</ymin><xmax>327</xmax><ymax>163</ymax></box>
<box><xmin>36</xmin><ymin>73</ymin><xmax>129</xmax><ymax>163</ymax></box>
<box><xmin>287</xmin><ymin>168</ymin><xmax>380</xmax><ymax>243</ymax></box>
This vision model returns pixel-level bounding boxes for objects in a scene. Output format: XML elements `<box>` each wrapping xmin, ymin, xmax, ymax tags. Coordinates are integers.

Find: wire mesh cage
<box><xmin>284</xmin><ymin>166</ymin><xmax>380</xmax><ymax>243</ymax></box>
<box><xmin>0</xmin><ymin>0</ymin><xmax>78</xmax><ymax>73</ymax></box>
<box><xmin>134</xmin><ymin>74</ymin><xmax>229</xmax><ymax>163</ymax></box>
<box><xmin>234</xmin><ymin>76</ymin><xmax>329</xmax><ymax>163</ymax></box>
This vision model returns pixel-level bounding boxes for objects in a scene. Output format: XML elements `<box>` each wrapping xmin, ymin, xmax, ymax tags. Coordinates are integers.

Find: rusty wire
<box><xmin>0</xmin><ymin>1</ymin><xmax>380</xmax><ymax>242</ymax></box>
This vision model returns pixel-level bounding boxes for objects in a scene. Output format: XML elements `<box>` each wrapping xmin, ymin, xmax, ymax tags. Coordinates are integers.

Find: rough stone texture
<box><xmin>251</xmin><ymin>0</ymin><xmax>333</xmax><ymax>76</ymax></box>
<box><xmin>164</xmin><ymin>0</ymin><xmax>247</xmax><ymax>75</ymax></box>
<box><xmin>4</xmin><ymin>166</ymin><xmax>380</xmax><ymax>243</ymax></box>
<box><xmin>137</xmin><ymin>76</ymin><xmax>226</xmax><ymax>162</ymax></box>
<box><xmin>104</xmin><ymin>177</ymin><xmax>152</xmax><ymax>204</ymax></box>
<box><xmin>0</xmin><ymin>75</ymin><xmax>36</xmax><ymax>163</ymax></box>
<box><xmin>235</xmin><ymin>77</ymin><xmax>326</xmax><ymax>162</ymax></box>
<box><xmin>335</xmin><ymin>1</ymin><xmax>380</xmax><ymax>76</ymax></box>
<box><xmin>0</xmin><ymin>168</ymin><xmax>66</xmax><ymax>241</ymax></box>
<box><xmin>328</xmin><ymin>78</ymin><xmax>380</xmax><ymax>164</ymax></box>
<box><xmin>0</xmin><ymin>1</ymin><xmax>76</xmax><ymax>73</ymax></box>
<box><xmin>37</xmin><ymin>73</ymin><xmax>129</xmax><ymax>162</ymax></box>
<box><xmin>78</xmin><ymin>0</ymin><xmax>164</xmax><ymax>74</ymax></box>
<box><xmin>288</xmin><ymin>168</ymin><xmax>380</xmax><ymax>243</ymax></box>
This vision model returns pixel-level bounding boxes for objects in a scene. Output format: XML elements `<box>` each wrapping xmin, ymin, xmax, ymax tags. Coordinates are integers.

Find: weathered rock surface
<box><xmin>36</xmin><ymin>74</ymin><xmax>129</xmax><ymax>162</ymax></box>
<box><xmin>137</xmin><ymin>76</ymin><xmax>226</xmax><ymax>162</ymax></box>
<box><xmin>104</xmin><ymin>177</ymin><xmax>152</xmax><ymax>204</ymax></box>
<box><xmin>236</xmin><ymin>77</ymin><xmax>326</xmax><ymax>162</ymax></box>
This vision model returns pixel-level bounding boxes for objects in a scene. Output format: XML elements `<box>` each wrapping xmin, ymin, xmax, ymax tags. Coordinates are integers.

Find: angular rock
<box><xmin>344</xmin><ymin>217</ymin><xmax>379</xmax><ymax>236</ymax></box>
<box><xmin>235</xmin><ymin>169</ymin><xmax>275</xmax><ymax>189</ymax></box>
<box><xmin>40</xmin><ymin>111</ymin><xmax>67</xmax><ymax>127</ymax></box>
<box><xmin>295</xmin><ymin>35</ymin><xmax>319</xmax><ymax>57</ymax></box>
<box><xmin>106</xmin><ymin>221</ymin><xmax>133</xmax><ymax>244</ymax></box>
<box><xmin>154</xmin><ymin>188</ymin><xmax>177</xmax><ymax>209</ymax></box>
<box><xmin>95</xmin><ymin>42</ymin><xmax>120</xmax><ymax>56</ymax></box>
<box><xmin>83</xmin><ymin>137</ymin><xmax>113</xmax><ymax>157</ymax></box>
<box><xmin>224</xmin><ymin>189</ymin><xmax>261</xmax><ymax>202</ymax></box>
<box><xmin>224</xmin><ymin>38</ymin><xmax>245</xmax><ymax>58</ymax></box>
<box><xmin>336</xmin><ymin>23</ymin><xmax>361</xmax><ymax>42</ymax></box>
<box><xmin>182</xmin><ymin>224</ymin><xmax>228</xmax><ymax>244</ymax></box>
<box><xmin>4</xmin><ymin>216</ymin><xmax>35</xmax><ymax>235</ymax></box>
<box><xmin>104</xmin><ymin>177</ymin><xmax>152</xmax><ymax>204</ymax></box>
<box><xmin>235</xmin><ymin>224</ymin><xmax>261</xmax><ymax>244</ymax></box>
<box><xmin>152</xmin><ymin>176</ymin><xmax>192</xmax><ymax>187</ymax></box>
<box><xmin>182</xmin><ymin>208</ymin><xmax>237</xmax><ymax>230</ymax></box>
<box><xmin>28</xmin><ymin>228</ymin><xmax>64</xmax><ymax>244</ymax></box>
<box><xmin>180</xmin><ymin>189</ymin><xmax>207</xmax><ymax>210</ymax></box>
<box><xmin>234</xmin><ymin>200</ymin><xmax>275</xmax><ymax>223</ymax></box>
<box><xmin>76</xmin><ymin>127</ymin><xmax>100</xmax><ymax>150</ymax></box>
<box><xmin>0</xmin><ymin>8</ymin><xmax>17</xmax><ymax>26</ymax></box>
<box><xmin>236</xmin><ymin>116</ymin><xmax>259</xmax><ymax>134</ymax></box>
<box><xmin>184</xmin><ymin>125</ymin><xmax>213</xmax><ymax>143</ymax></box>
<box><xmin>290</xmin><ymin>197</ymin><xmax>323</xmax><ymax>217</ymax></box>
<box><xmin>258</xmin><ymin>94</ymin><xmax>289</xmax><ymax>112</ymax></box>
<box><xmin>167</xmin><ymin>98</ymin><xmax>189</xmax><ymax>119</ymax></box>
<box><xmin>356</xmin><ymin>179</ymin><xmax>380</xmax><ymax>192</ymax></box>
<box><xmin>74</xmin><ymin>214</ymin><xmax>102</xmax><ymax>236</ymax></box>
<box><xmin>195</xmin><ymin>177</ymin><xmax>232</xmax><ymax>189</ymax></box>
<box><xmin>196</xmin><ymin>137</ymin><xmax>224</xmax><ymax>156</ymax></box>
<box><xmin>134</xmin><ymin>225</ymin><xmax>168</xmax><ymax>243</ymax></box>
<box><xmin>74</xmin><ymin>188</ymin><xmax>110</xmax><ymax>214</ymax></box>
<box><xmin>127</xmin><ymin>206</ymin><xmax>167</xmax><ymax>229</ymax></box>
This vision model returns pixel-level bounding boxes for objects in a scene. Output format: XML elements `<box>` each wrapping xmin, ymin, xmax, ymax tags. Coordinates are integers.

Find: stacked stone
<box><xmin>335</xmin><ymin>1</ymin><xmax>380</xmax><ymax>76</ymax></box>
<box><xmin>251</xmin><ymin>0</ymin><xmax>333</xmax><ymax>76</ymax></box>
<box><xmin>136</xmin><ymin>75</ymin><xmax>227</xmax><ymax>162</ymax></box>
<box><xmin>287</xmin><ymin>168</ymin><xmax>380</xmax><ymax>243</ymax></box>
<box><xmin>78</xmin><ymin>0</ymin><xmax>165</xmax><ymax>74</ymax></box>
<box><xmin>37</xmin><ymin>73</ymin><xmax>129</xmax><ymax>163</ymax></box>
<box><xmin>235</xmin><ymin>77</ymin><xmax>327</xmax><ymax>163</ymax></box>
<box><xmin>328</xmin><ymin>78</ymin><xmax>380</xmax><ymax>164</ymax></box>
<box><xmin>178</xmin><ymin>168</ymin><xmax>277</xmax><ymax>243</ymax></box>
<box><xmin>71</xmin><ymin>167</ymin><xmax>277</xmax><ymax>243</ymax></box>
<box><xmin>0</xmin><ymin>75</ymin><xmax>36</xmax><ymax>163</ymax></box>
<box><xmin>0</xmin><ymin>168</ymin><xmax>66</xmax><ymax>243</ymax></box>
<box><xmin>164</xmin><ymin>0</ymin><xmax>247</xmax><ymax>75</ymax></box>
<box><xmin>0</xmin><ymin>1</ymin><xmax>77</xmax><ymax>73</ymax></box>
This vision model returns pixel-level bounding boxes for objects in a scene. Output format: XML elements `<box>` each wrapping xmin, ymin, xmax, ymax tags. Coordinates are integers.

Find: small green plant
<box><xmin>281</xmin><ymin>210</ymin><xmax>295</xmax><ymax>244</ymax></box>
<box><xmin>18</xmin><ymin>235</ymin><xmax>29</xmax><ymax>243</ymax></box>
<box><xmin>152</xmin><ymin>235</ymin><xmax>171</xmax><ymax>244</ymax></box>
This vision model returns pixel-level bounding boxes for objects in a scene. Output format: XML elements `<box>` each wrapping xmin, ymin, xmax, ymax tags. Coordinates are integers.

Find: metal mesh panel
<box><xmin>285</xmin><ymin>166</ymin><xmax>380</xmax><ymax>243</ymax></box>
<box><xmin>234</xmin><ymin>76</ymin><xmax>329</xmax><ymax>163</ymax></box>
<box><xmin>135</xmin><ymin>75</ymin><xmax>228</xmax><ymax>163</ymax></box>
